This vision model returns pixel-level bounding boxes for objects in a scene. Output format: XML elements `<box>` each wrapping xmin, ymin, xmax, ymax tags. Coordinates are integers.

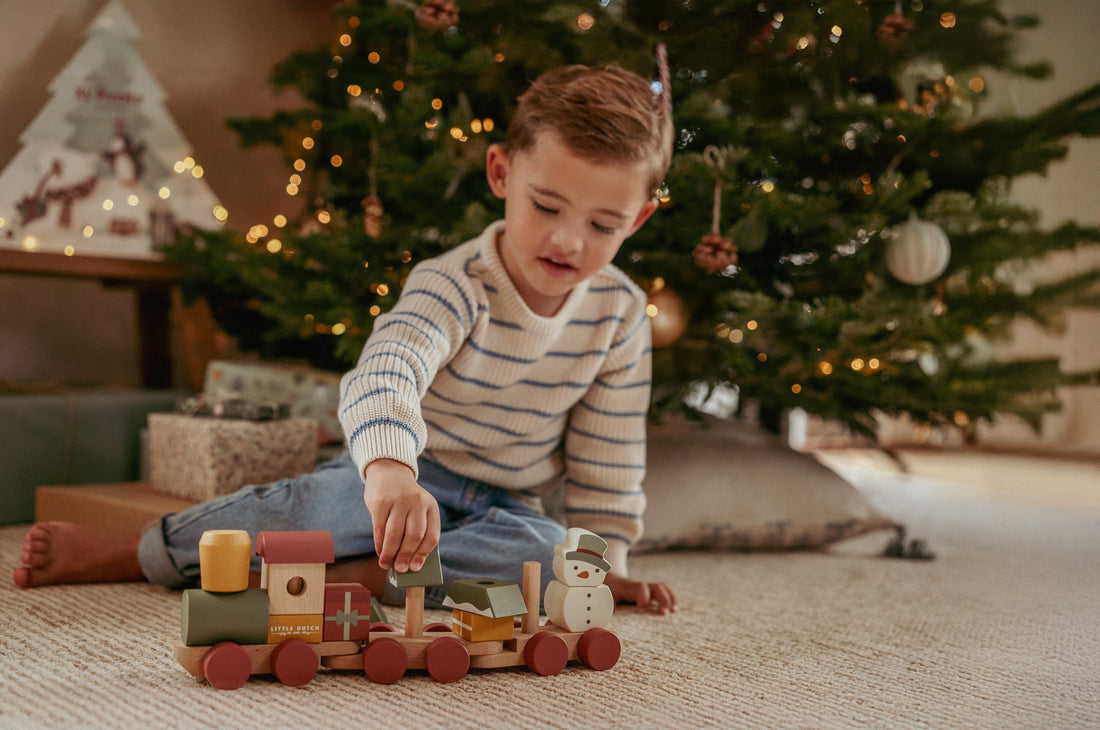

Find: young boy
<box><xmin>14</xmin><ymin>64</ymin><xmax>678</xmax><ymax>615</ymax></box>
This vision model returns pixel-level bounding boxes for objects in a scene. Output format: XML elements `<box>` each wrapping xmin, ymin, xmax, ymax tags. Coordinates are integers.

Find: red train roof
<box><xmin>255</xmin><ymin>531</ymin><xmax>334</xmax><ymax>564</ymax></box>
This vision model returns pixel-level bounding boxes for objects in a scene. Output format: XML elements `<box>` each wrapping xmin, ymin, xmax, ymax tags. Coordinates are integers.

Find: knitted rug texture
<box><xmin>2</xmin><ymin>461</ymin><xmax>1098</xmax><ymax>729</ymax></box>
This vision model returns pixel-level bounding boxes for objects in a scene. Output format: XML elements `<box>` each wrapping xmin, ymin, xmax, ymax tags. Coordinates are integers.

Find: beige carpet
<box><xmin>2</xmin><ymin>453</ymin><xmax>1098</xmax><ymax>729</ymax></box>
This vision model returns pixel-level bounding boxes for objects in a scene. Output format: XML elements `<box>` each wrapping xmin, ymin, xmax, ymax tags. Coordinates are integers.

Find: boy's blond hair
<box><xmin>505</xmin><ymin>64</ymin><xmax>673</xmax><ymax>197</ymax></box>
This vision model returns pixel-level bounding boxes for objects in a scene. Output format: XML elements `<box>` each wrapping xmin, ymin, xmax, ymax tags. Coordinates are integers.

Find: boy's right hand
<box><xmin>362</xmin><ymin>459</ymin><xmax>441</xmax><ymax>574</ymax></box>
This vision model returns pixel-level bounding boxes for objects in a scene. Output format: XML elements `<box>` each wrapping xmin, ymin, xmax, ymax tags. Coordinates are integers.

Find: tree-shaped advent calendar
<box><xmin>0</xmin><ymin>0</ymin><xmax>222</xmax><ymax>259</ymax></box>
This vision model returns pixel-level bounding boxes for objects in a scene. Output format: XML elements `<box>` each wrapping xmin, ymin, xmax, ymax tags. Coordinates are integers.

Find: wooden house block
<box><xmin>323</xmin><ymin>583</ymin><xmax>372</xmax><ymax>642</ymax></box>
<box><xmin>267</xmin><ymin>614</ymin><xmax>324</xmax><ymax>644</ymax></box>
<box><xmin>388</xmin><ymin>545</ymin><xmax>443</xmax><ymax>589</ymax></box>
<box><xmin>256</xmin><ymin>531</ymin><xmax>334</xmax><ymax>616</ymax></box>
<box><xmin>180</xmin><ymin>588</ymin><xmax>269</xmax><ymax>647</ymax></box>
<box><xmin>451</xmin><ymin>611</ymin><xmax>515</xmax><ymax>642</ymax></box>
<box><xmin>198</xmin><ymin>529</ymin><xmax>251</xmax><ymax>593</ymax></box>
<box><xmin>442</xmin><ymin>577</ymin><xmax>527</xmax><ymax>642</ymax></box>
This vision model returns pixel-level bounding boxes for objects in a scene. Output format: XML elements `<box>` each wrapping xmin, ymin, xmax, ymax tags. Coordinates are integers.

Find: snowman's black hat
<box><xmin>566</xmin><ymin>532</ymin><xmax>611</xmax><ymax>572</ymax></box>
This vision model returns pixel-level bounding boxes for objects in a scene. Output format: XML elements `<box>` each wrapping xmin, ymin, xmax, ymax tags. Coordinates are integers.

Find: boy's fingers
<box><xmin>392</xmin><ymin>508</ymin><xmax>431</xmax><ymax>574</ymax></box>
<box><xmin>650</xmin><ymin>583</ymin><xmax>679</xmax><ymax>614</ymax></box>
<box><xmin>408</xmin><ymin>509</ymin><xmax>442</xmax><ymax>573</ymax></box>
<box><xmin>633</xmin><ymin>582</ymin><xmax>652</xmax><ymax>613</ymax></box>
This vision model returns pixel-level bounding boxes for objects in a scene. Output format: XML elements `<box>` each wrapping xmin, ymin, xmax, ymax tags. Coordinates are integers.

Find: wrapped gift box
<box><xmin>203</xmin><ymin>360</ymin><xmax>343</xmax><ymax>443</ymax></box>
<box><xmin>148</xmin><ymin>412</ymin><xmax>318</xmax><ymax>501</ymax></box>
<box><xmin>323</xmin><ymin>583</ymin><xmax>373</xmax><ymax>641</ymax></box>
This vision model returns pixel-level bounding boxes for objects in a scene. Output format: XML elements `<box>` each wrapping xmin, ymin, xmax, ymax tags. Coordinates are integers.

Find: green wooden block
<box><xmin>180</xmin><ymin>588</ymin><xmax>270</xmax><ymax>646</ymax></box>
<box><xmin>442</xmin><ymin>577</ymin><xmax>527</xmax><ymax>619</ymax></box>
<box><xmin>387</xmin><ymin>545</ymin><xmax>443</xmax><ymax>588</ymax></box>
<box><xmin>370</xmin><ymin>599</ymin><xmax>388</xmax><ymax>625</ymax></box>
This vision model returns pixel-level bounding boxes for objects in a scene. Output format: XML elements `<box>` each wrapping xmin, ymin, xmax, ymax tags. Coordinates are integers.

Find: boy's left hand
<box><xmin>605</xmin><ymin>573</ymin><xmax>678</xmax><ymax>615</ymax></box>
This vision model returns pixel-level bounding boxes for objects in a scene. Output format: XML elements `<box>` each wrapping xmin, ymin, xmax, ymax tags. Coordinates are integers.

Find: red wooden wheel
<box><xmin>270</xmin><ymin>638</ymin><xmax>319</xmax><ymax>686</ymax></box>
<box><xmin>362</xmin><ymin>637</ymin><xmax>407</xmax><ymax>684</ymax></box>
<box><xmin>202</xmin><ymin>641</ymin><xmax>252</xmax><ymax>690</ymax></box>
<box><xmin>578</xmin><ymin>628</ymin><xmax>620</xmax><ymax>671</ymax></box>
<box><xmin>524</xmin><ymin>631</ymin><xmax>569</xmax><ymax>676</ymax></box>
<box><xmin>424</xmin><ymin>622</ymin><xmax>452</xmax><ymax>633</ymax></box>
<box><xmin>425</xmin><ymin>636</ymin><xmax>470</xmax><ymax>684</ymax></box>
<box><xmin>370</xmin><ymin>622</ymin><xmax>396</xmax><ymax>632</ymax></box>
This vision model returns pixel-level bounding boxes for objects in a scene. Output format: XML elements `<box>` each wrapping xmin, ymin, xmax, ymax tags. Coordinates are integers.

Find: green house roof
<box><xmin>442</xmin><ymin>577</ymin><xmax>527</xmax><ymax>619</ymax></box>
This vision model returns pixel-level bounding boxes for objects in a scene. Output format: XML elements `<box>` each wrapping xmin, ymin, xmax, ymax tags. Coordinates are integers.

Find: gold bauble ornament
<box><xmin>647</xmin><ymin>287</ymin><xmax>688</xmax><ymax>348</ymax></box>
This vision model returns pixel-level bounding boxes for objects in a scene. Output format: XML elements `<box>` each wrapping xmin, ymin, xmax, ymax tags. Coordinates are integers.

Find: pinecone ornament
<box><xmin>876</xmin><ymin>12</ymin><xmax>914</xmax><ymax>49</ymax></box>
<box><xmin>362</xmin><ymin>195</ymin><xmax>383</xmax><ymax>238</ymax></box>
<box><xmin>693</xmin><ymin>232</ymin><xmax>738</xmax><ymax>274</ymax></box>
<box><xmin>416</xmin><ymin>0</ymin><xmax>459</xmax><ymax>33</ymax></box>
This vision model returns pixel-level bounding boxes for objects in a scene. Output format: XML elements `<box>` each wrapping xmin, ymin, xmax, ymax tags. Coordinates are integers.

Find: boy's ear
<box><xmin>628</xmin><ymin>198</ymin><xmax>660</xmax><ymax>236</ymax></box>
<box><xmin>485</xmin><ymin>144</ymin><xmax>509</xmax><ymax>199</ymax></box>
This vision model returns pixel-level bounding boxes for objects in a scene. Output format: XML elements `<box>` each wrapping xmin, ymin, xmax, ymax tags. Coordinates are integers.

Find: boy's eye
<box><xmin>591</xmin><ymin>222</ymin><xmax>616</xmax><ymax>235</ymax></box>
<box><xmin>533</xmin><ymin>200</ymin><xmax>558</xmax><ymax>215</ymax></box>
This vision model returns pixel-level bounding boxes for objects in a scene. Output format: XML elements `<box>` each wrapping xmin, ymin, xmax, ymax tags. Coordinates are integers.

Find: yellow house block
<box><xmin>268</xmin><ymin>614</ymin><xmax>324</xmax><ymax>644</ymax></box>
<box><xmin>452</xmin><ymin>611</ymin><xmax>515</xmax><ymax>642</ymax></box>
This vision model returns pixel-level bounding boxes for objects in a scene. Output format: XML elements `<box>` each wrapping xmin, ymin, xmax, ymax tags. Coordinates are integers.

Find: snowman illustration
<box><xmin>544</xmin><ymin>528</ymin><xmax>614</xmax><ymax>632</ymax></box>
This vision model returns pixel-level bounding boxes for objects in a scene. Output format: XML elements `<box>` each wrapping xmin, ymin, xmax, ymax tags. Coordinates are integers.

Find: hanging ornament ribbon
<box><xmin>693</xmin><ymin>146</ymin><xmax>738</xmax><ymax>274</ymax></box>
<box><xmin>656</xmin><ymin>43</ymin><xmax>672</xmax><ymax>125</ymax></box>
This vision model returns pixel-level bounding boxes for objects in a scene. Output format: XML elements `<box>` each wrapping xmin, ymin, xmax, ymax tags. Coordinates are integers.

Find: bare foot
<box><xmin>12</xmin><ymin>522</ymin><xmax>144</xmax><ymax>588</ymax></box>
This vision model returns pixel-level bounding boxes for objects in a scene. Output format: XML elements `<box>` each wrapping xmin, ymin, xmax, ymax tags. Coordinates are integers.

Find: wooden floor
<box><xmin>816</xmin><ymin>447</ymin><xmax>1100</xmax><ymax>509</ymax></box>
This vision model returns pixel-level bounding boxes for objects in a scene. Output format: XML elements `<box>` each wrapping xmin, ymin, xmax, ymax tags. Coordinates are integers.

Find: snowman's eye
<box><xmin>572</xmin><ymin>565</ymin><xmax>579</xmax><ymax>571</ymax></box>
<box><xmin>594</xmin><ymin>568</ymin><xmax>601</xmax><ymax>573</ymax></box>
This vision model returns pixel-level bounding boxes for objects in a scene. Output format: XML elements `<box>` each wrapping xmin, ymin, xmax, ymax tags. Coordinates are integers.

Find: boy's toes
<box><xmin>13</xmin><ymin>566</ymin><xmax>34</xmax><ymax>588</ymax></box>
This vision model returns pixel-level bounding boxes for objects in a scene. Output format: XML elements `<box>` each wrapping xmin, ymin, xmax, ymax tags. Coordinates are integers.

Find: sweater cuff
<box><xmin>605</xmin><ymin>541</ymin><xmax>631</xmax><ymax>579</ymax></box>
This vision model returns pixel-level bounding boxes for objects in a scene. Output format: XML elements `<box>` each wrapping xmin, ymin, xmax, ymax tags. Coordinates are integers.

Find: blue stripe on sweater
<box><xmin>427</xmin><ymin>388</ymin><xmax>569</xmax><ymax>420</ymax></box>
<box><xmin>573</xmin><ymin>400</ymin><xmax>648</xmax><ymax>418</ymax></box>
<box><xmin>376</xmin><ymin>311</ymin><xmax>447</xmax><ymax>341</ymax></box>
<box><xmin>564</xmin><ymin>506</ymin><xmax>644</xmax><ymax>521</ymax></box>
<box><xmin>346</xmin><ymin>417</ymin><xmax>420</xmax><ymax>452</ymax></box>
<box><xmin>463</xmin><ymin>338</ymin><xmax>608</xmax><ymax>363</ymax></box>
<box><xmin>424</xmin><ymin>416</ymin><xmax>561</xmax><ymax>450</ymax></box>
<box><xmin>420</xmin><ymin>267</ymin><xmax>474</xmax><ymax>325</ymax></box>
<box><xmin>338</xmin><ymin>386</ymin><xmax>402</xmax><ymax>419</ymax></box>
<box><xmin>567</xmin><ymin>425</ymin><xmax>646</xmax><ymax>446</ymax></box>
<box><xmin>402</xmin><ymin>287</ymin><xmax>466</xmax><ymax>329</ymax></box>
<box><xmin>567</xmin><ymin>455</ymin><xmax>646</xmax><ymax>471</ymax></box>
<box><xmin>340</xmin><ymin>367</ymin><xmax>417</xmax><ymax>401</ymax></box>
<box><xmin>443</xmin><ymin>364</ymin><xmax>590</xmax><ymax>390</ymax></box>
<box><xmin>567</xmin><ymin>478</ymin><xmax>645</xmax><ymax>497</ymax></box>
<box><xmin>423</xmin><ymin>404</ymin><xmax>562</xmax><ymax>442</ymax></box>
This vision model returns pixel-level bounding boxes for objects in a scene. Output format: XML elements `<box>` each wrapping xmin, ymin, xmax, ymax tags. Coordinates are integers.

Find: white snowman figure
<box><xmin>544</xmin><ymin>527</ymin><xmax>614</xmax><ymax>632</ymax></box>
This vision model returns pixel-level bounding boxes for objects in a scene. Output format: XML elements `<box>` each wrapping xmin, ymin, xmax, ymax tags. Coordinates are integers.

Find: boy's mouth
<box><xmin>539</xmin><ymin>256</ymin><xmax>576</xmax><ymax>277</ymax></box>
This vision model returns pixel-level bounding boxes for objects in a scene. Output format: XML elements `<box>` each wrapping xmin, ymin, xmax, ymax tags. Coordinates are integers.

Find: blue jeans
<box><xmin>138</xmin><ymin>451</ymin><xmax>567</xmax><ymax>608</ymax></box>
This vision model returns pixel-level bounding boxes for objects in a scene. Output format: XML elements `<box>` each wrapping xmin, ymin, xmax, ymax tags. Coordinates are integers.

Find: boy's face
<box><xmin>486</xmin><ymin>136</ymin><xmax>658</xmax><ymax>317</ymax></box>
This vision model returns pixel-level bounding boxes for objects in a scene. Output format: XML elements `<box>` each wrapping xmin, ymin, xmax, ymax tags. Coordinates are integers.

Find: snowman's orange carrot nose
<box><xmin>578</xmin><ymin>571</ymin><xmax>589</xmax><ymax>579</ymax></box>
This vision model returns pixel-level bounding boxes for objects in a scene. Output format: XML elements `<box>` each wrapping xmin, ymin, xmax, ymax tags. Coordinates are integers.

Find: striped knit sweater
<box><xmin>339</xmin><ymin>220</ymin><xmax>650</xmax><ymax>573</ymax></box>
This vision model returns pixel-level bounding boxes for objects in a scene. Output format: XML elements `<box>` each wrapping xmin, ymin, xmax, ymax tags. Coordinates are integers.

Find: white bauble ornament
<box><xmin>884</xmin><ymin>212</ymin><xmax>951</xmax><ymax>285</ymax></box>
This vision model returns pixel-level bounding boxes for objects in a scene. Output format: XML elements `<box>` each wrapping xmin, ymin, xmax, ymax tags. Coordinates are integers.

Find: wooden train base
<box><xmin>173</xmin><ymin>558</ymin><xmax>621</xmax><ymax>688</ymax></box>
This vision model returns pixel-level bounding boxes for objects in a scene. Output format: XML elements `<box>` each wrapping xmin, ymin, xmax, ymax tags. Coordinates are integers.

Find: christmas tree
<box><xmin>167</xmin><ymin>0</ymin><xmax>1100</xmax><ymax>441</ymax></box>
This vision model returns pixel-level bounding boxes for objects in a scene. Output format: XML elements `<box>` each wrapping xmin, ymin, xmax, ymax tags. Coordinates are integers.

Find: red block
<box><xmin>324</xmin><ymin>583</ymin><xmax>372</xmax><ymax>641</ymax></box>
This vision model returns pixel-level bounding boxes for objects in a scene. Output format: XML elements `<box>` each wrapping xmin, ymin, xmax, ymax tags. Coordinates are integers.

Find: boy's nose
<box><xmin>550</xmin><ymin>227</ymin><xmax>582</xmax><ymax>253</ymax></box>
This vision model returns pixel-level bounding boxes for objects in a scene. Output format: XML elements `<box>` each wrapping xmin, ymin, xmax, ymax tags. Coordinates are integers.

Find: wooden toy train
<box><xmin>172</xmin><ymin>528</ymin><xmax>622</xmax><ymax>688</ymax></box>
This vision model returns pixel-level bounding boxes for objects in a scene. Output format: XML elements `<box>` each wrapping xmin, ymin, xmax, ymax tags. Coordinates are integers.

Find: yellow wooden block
<box><xmin>199</xmin><ymin>530</ymin><xmax>252</xmax><ymax>593</ymax></box>
<box><xmin>452</xmin><ymin>611</ymin><xmax>514</xmax><ymax>642</ymax></box>
<box><xmin>268</xmin><ymin>614</ymin><xmax>324</xmax><ymax>644</ymax></box>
